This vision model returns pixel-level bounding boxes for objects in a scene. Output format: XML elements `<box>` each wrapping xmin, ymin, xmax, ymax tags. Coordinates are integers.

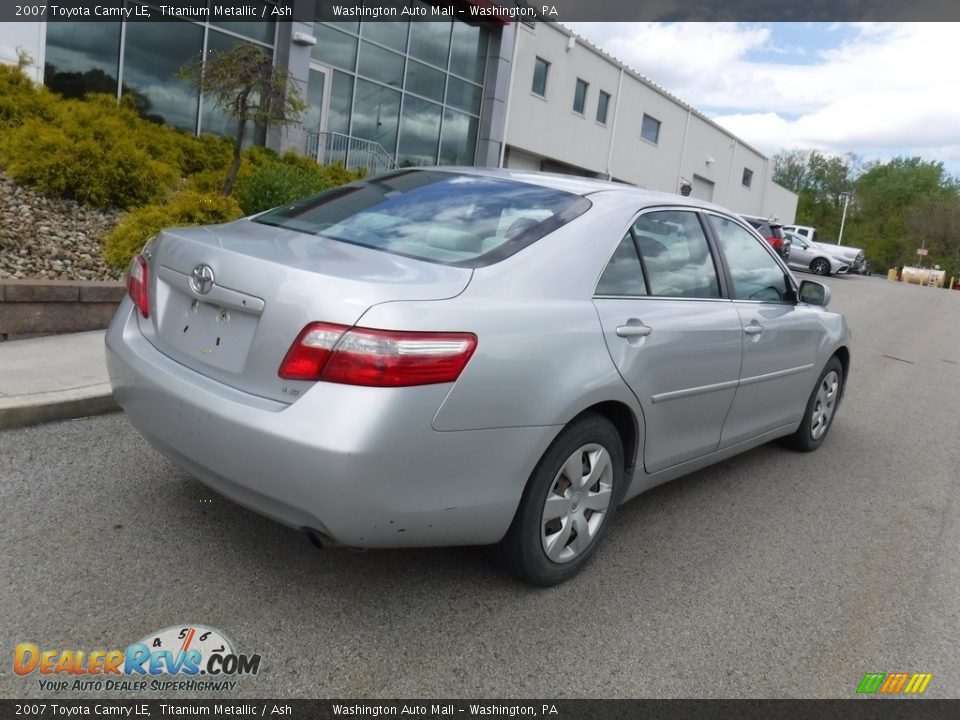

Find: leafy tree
<box><xmin>772</xmin><ymin>149</ymin><xmax>856</xmax><ymax>240</ymax></box>
<box><xmin>179</xmin><ymin>44</ymin><xmax>306</xmax><ymax>196</ymax></box>
<box><xmin>774</xmin><ymin>151</ymin><xmax>960</xmax><ymax>279</ymax></box>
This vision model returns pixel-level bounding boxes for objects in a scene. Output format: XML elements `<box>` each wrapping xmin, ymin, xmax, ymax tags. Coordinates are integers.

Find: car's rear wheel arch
<box><xmin>569</xmin><ymin>401</ymin><xmax>639</xmax><ymax>486</ymax></box>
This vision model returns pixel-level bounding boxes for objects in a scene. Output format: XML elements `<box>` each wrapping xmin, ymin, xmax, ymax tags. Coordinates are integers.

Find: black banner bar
<box><xmin>1</xmin><ymin>700</ymin><xmax>959</xmax><ymax>720</ymax></box>
<box><xmin>2</xmin><ymin>0</ymin><xmax>959</xmax><ymax>23</ymax></box>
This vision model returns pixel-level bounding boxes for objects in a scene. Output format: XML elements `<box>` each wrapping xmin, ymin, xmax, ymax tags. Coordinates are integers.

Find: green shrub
<box><xmin>177</xmin><ymin>134</ymin><xmax>233</xmax><ymax>176</ymax></box>
<box><xmin>0</xmin><ymin>94</ymin><xmax>182</xmax><ymax>208</ymax></box>
<box><xmin>103</xmin><ymin>190</ymin><xmax>244</xmax><ymax>269</ymax></box>
<box><xmin>185</xmin><ymin>144</ymin><xmax>280</xmax><ymax>195</ymax></box>
<box><xmin>233</xmin><ymin>155</ymin><xmax>365</xmax><ymax>215</ymax></box>
<box><xmin>0</xmin><ymin>64</ymin><xmax>59</xmax><ymax>129</ymax></box>
<box><xmin>0</xmin><ymin>65</ymin><xmax>360</xmax><ymax>216</ymax></box>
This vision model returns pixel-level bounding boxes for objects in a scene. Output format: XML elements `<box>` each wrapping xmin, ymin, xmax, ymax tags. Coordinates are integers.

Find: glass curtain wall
<box><xmin>312</xmin><ymin>9</ymin><xmax>488</xmax><ymax>167</ymax></box>
<box><xmin>44</xmin><ymin>5</ymin><xmax>276</xmax><ymax>141</ymax></box>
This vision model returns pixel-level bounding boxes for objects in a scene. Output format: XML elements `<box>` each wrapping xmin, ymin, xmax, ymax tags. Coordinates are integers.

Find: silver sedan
<box><xmin>106</xmin><ymin>168</ymin><xmax>850</xmax><ymax>585</ymax></box>
<box><xmin>785</xmin><ymin>231</ymin><xmax>850</xmax><ymax>276</ymax></box>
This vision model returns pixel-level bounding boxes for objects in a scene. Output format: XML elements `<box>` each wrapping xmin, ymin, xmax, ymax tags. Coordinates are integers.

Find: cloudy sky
<box><xmin>564</xmin><ymin>23</ymin><xmax>960</xmax><ymax>176</ymax></box>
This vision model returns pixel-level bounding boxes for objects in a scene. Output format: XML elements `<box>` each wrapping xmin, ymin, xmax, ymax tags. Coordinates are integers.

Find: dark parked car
<box><xmin>741</xmin><ymin>215</ymin><xmax>790</xmax><ymax>261</ymax></box>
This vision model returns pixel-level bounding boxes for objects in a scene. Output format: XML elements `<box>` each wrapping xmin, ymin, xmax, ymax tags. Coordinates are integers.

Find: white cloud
<box><xmin>564</xmin><ymin>23</ymin><xmax>960</xmax><ymax>171</ymax></box>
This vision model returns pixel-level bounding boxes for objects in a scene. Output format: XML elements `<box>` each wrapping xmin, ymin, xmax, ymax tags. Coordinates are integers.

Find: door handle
<box><xmin>744</xmin><ymin>323</ymin><xmax>764</xmax><ymax>335</ymax></box>
<box><xmin>616</xmin><ymin>324</ymin><xmax>653</xmax><ymax>338</ymax></box>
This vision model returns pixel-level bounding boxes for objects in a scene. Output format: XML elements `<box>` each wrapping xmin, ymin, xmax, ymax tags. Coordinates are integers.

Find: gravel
<box><xmin>0</xmin><ymin>172</ymin><xmax>122</xmax><ymax>281</ymax></box>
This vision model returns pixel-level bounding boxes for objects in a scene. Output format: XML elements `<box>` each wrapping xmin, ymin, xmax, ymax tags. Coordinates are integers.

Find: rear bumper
<box><xmin>105</xmin><ymin>301</ymin><xmax>558</xmax><ymax>548</ymax></box>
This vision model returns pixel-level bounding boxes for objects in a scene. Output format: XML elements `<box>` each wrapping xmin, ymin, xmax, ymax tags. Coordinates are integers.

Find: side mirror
<box><xmin>798</xmin><ymin>280</ymin><xmax>831</xmax><ymax>307</ymax></box>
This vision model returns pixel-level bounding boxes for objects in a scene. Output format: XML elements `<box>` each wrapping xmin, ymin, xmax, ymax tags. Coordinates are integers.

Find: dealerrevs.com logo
<box><xmin>14</xmin><ymin>624</ymin><xmax>261</xmax><ymax>693</ymax></box>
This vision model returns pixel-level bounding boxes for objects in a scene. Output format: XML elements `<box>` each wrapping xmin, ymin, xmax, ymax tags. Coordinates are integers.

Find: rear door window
<box><xmin>595</xmin><ymin>233</ymin><xmax>648</xmax><ymax>296</ymax></box>
<box><xmin>631</xmin><ymin>211</ymin><xmax>720</xmax><ymax>299</ymax></box>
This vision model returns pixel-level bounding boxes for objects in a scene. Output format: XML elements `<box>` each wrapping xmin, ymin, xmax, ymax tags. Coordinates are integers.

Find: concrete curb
<box><xmin>0</xmin><ymin>383</ymin><xmax>118</xmax><ymax>430</ymax></box>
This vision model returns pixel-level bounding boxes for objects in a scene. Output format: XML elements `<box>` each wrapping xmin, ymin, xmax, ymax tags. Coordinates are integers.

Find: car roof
<box><xmin>739</xmin><ymin>214</ymin><xmax>783</xmax><ymax>227</ymax></box>
<box><xmin>424</xmin><ymin>166</ymin><xmax>737</xmax><ymax>215</ymax></box>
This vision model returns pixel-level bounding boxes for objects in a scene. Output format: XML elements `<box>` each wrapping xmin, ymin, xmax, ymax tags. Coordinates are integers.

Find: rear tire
<box><xmin>785</xmin><ymin>357</ymin><xmax>843</xmax><ymax>452</ymax></box>
<box><xmin>498</xmin><ymin>414</ymin><xmax>624</xmax><ymax>586</ymax></box>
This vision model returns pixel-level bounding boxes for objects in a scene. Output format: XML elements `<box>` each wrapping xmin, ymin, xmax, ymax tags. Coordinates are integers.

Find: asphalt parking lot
<box><xmin>2</xmin><ymin>274</ymin><xmax>959</xmax><ymax>699</ymax></box>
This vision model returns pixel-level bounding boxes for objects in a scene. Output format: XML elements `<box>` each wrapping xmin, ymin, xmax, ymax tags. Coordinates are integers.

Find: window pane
<box><xmin>710</xmin><ymin>216</ymin><xmax>788</xmax><ymax>302</ymax></box>
<box><xmin>633</xmin><ymin>211</ymin><xmax>719</xmax><ymax>298</ymax></box>
<box><xmin>641</xmin><ymin>114</ymin><xmax>661</xmax><ymax>143</ymax></box>
<box><xmin>742</xmin><ymin>168</ymin><xmax>753</xmax><ymax>187</ymax></box>
<box><xmin>405</xmin><ymin>60</ymin><xmax>445</xmax><ymax>103</ymax></box>
<box><xmin>596</xmin><ymin>91</ymin><xmax>610</xmax><ymax>124</ymax></box>
<box><xmin>439</xmin><ymin>108</ymin><xmax>478</xmax><ymax>165</ymax></box>
<box><xmin>327</xmin><ymin>71</ymin><xmax>353</xmax><ymax>135</ymax></box>
<box><xmin>573</xmin><ymin>79</ymin><xmax>588</xmax><ymax>114</ymax></box>
<box><xmin>449</xmin><ymin>22</ymin><xmax>488</xmax><ymax>83</ymax></box>
<box><xmin>596</xmin><ymin>234</ymin><xmax>647</xmax><ymax>296</ymax></box>
<box><xmin>305</xmin><ymin>69</ymin><xmax>325</xmax><ymax>134</ymax></box>
<box><xmin>352</xmin><ymin>79</ymin><xmax>401</xmax><ymax>155</ymax></box>
<box><xmin>313</xmin><ymin>12</ymin><xmax>359</xmax><ymax>34</ymax></box>
<box><xmin>357</xmin><ymin>41</ymin><xmax>404</xmax><ymax>88</ymax></box>
<box><xmin>211</xmin><ymin>7</ymin><xmax>276</xmax><ymax>45</ymax></box>
<box><xmin>312</xmin><ymin>25</ymin><xmax>357</xmax><ymax>72</ymax></box>
<box><xmin>200</xmin><ymin>31</ymin><xmax>266</xmax><ymax>145</ymax></box>
<box><xmin>532</xmin><ymin>57</ymin><xmax>548</xmax><ymax>96</ymax></box>
<box><xmin>409</xmin><ymin>17</ymin><xmax>452</xmax><ymax>69</ymax></box>
<box><xmin>398</xmin><ymin>96</ymin><xmax>442</xmax><ymax>167</ymax></box>
<box><xmin>446</xmin><ymin>76</ymin><xmax>482</xmax><ymax>115</ymax></box>
<box><xmin>122</xmin><ymin>20</ymin><xmax>202</xmax><ymax>131</ymax></box>
<box><xmin>44</xmin><ymin>21</ymin><xmax>121</xmax><ymax>98</ymax></box>
<box><xmin>361</xmin><ymin>6</ymin><xmax>408</xmax><ymax>51</ymax></box>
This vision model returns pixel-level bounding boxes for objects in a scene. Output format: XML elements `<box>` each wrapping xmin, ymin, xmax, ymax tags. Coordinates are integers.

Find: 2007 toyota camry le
<box><xmin>106</xmin><ymin>168</ymin><xmax>850</xmax><ymax>585</ymax></box>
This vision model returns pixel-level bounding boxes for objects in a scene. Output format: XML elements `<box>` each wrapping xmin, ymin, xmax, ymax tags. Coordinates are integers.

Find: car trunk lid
<box><xmin>139</xmin><ymin>219</ymin><xmax>473</xmax><ymax>403</ymax></box>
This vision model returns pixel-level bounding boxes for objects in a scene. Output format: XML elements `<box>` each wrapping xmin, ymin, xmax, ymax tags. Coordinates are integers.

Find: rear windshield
<box><xmin>253</xmin><ymin>170</ymin><xmax>590</xmax><ymax>267</ymax></box>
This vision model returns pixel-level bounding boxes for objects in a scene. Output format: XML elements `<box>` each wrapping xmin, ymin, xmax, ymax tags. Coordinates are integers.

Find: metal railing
<box><xmin>306</xmin><ymin>132</ymin><xmax>397</xmax><ymax>177</ymax></box>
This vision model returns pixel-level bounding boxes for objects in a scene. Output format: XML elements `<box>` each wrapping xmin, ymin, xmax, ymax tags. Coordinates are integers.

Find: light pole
<box><xmin>837</xmin><ymin>192</ymin><xmax>850</xmax><ymax>246</ymax></box>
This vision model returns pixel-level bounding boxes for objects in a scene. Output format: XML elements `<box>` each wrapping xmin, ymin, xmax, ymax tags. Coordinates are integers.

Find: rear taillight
<box><xmin>127</xmin><ymin>253</ymin><xmax>149</xmax><ymax>318</ymax></box>
<box><xmin>278</xmin><ymin>323</ymin><xmax>346</xmax><ymax>381</ymax></box>
<box><xmin>279</xmin><ymin>323</ymin><xmax>477</xmax><ymax>387</ymax></box>
<box><xmin>766</xmin><ymin>235</ymin><xmax>783</xmax><ymax>248</ymax></box>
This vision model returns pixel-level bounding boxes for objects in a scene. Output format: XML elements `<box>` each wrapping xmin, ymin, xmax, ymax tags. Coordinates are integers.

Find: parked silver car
<box><xmin>784</xmin><ymin>231</ymin><xmax>850</xmax><ymax>276</ymax></box>
<box><xmin>814</xmin><ymin>241</ymin><xmax>868</xmax><ymax>274</ymax></box>
<box><xmin>106</xmin><ymin>168</ymin><xmax>850</xmax><ymax>585</ymax></box>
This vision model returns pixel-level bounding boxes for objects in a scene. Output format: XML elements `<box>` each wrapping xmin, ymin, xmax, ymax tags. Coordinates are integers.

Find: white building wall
<box><xmin>0</xmin><ymin>22</ymin><xmax>45</xmax><ymax>83</ymax></box>
<box><xmin>762</xmin><ymin>179</ymin><xmax>800</xmax><ymax>224</ymax></box>
<box><xmin>607</xmin><ymin>74</ymin><xmax>688</xmax><ymax>190</ymax></box>
<box><xmin>504</xmin><ymin>22</ymin><xmax>796</xmax><ymax>222</ymax></box>
<box><xmin>506</xmin><ymin>24</ymin><xmax>621</xmax><ymax>176</ymax></box>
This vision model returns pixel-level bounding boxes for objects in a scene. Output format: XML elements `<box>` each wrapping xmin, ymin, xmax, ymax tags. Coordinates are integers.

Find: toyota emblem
<box><xmin>189</xmin><ymin>264</ymin><xmax>215</xmax><ymax>295</ymax></box>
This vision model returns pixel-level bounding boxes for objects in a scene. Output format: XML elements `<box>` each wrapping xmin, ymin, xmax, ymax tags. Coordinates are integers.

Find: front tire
<box><xmin>498</xmin><ymin>414</ymin><xmax>625</xmax><ymax>586</ymax></box>
<box><xmin>810</xmin><ymin>257</ymin><xmax>831</xmax><ymax>275</ymax></box>
<box><xmin>785</xmin><ymin>357</ymin><xmax>843</xmax><ymax>452</ymax></box>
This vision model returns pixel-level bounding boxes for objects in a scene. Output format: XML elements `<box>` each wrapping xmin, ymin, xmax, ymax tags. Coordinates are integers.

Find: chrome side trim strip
<box><xmin>651</xmin><ymin>378</ymin><xmax>740</xmax><ymax>403</ymax></box>
<box><xmin>739</xmin><ymin>364</ymin><xmax>814</xmax><ymax>387</ymax></box>
<box><xmin>651</xmin><ymin>363</ymin><xmax>814</xmax><ymax>403</ymax></box>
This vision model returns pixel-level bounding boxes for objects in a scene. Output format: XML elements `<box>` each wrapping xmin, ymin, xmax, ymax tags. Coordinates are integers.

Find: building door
<box><xmin>305</xmin><ymin>64</ymin><xmax>331</xmax><ymax>161</ymax></box>
<box><xmin>691</xmin><ymin>174</ymin><xmax>715</xmax><ymax>202</ymax></box>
